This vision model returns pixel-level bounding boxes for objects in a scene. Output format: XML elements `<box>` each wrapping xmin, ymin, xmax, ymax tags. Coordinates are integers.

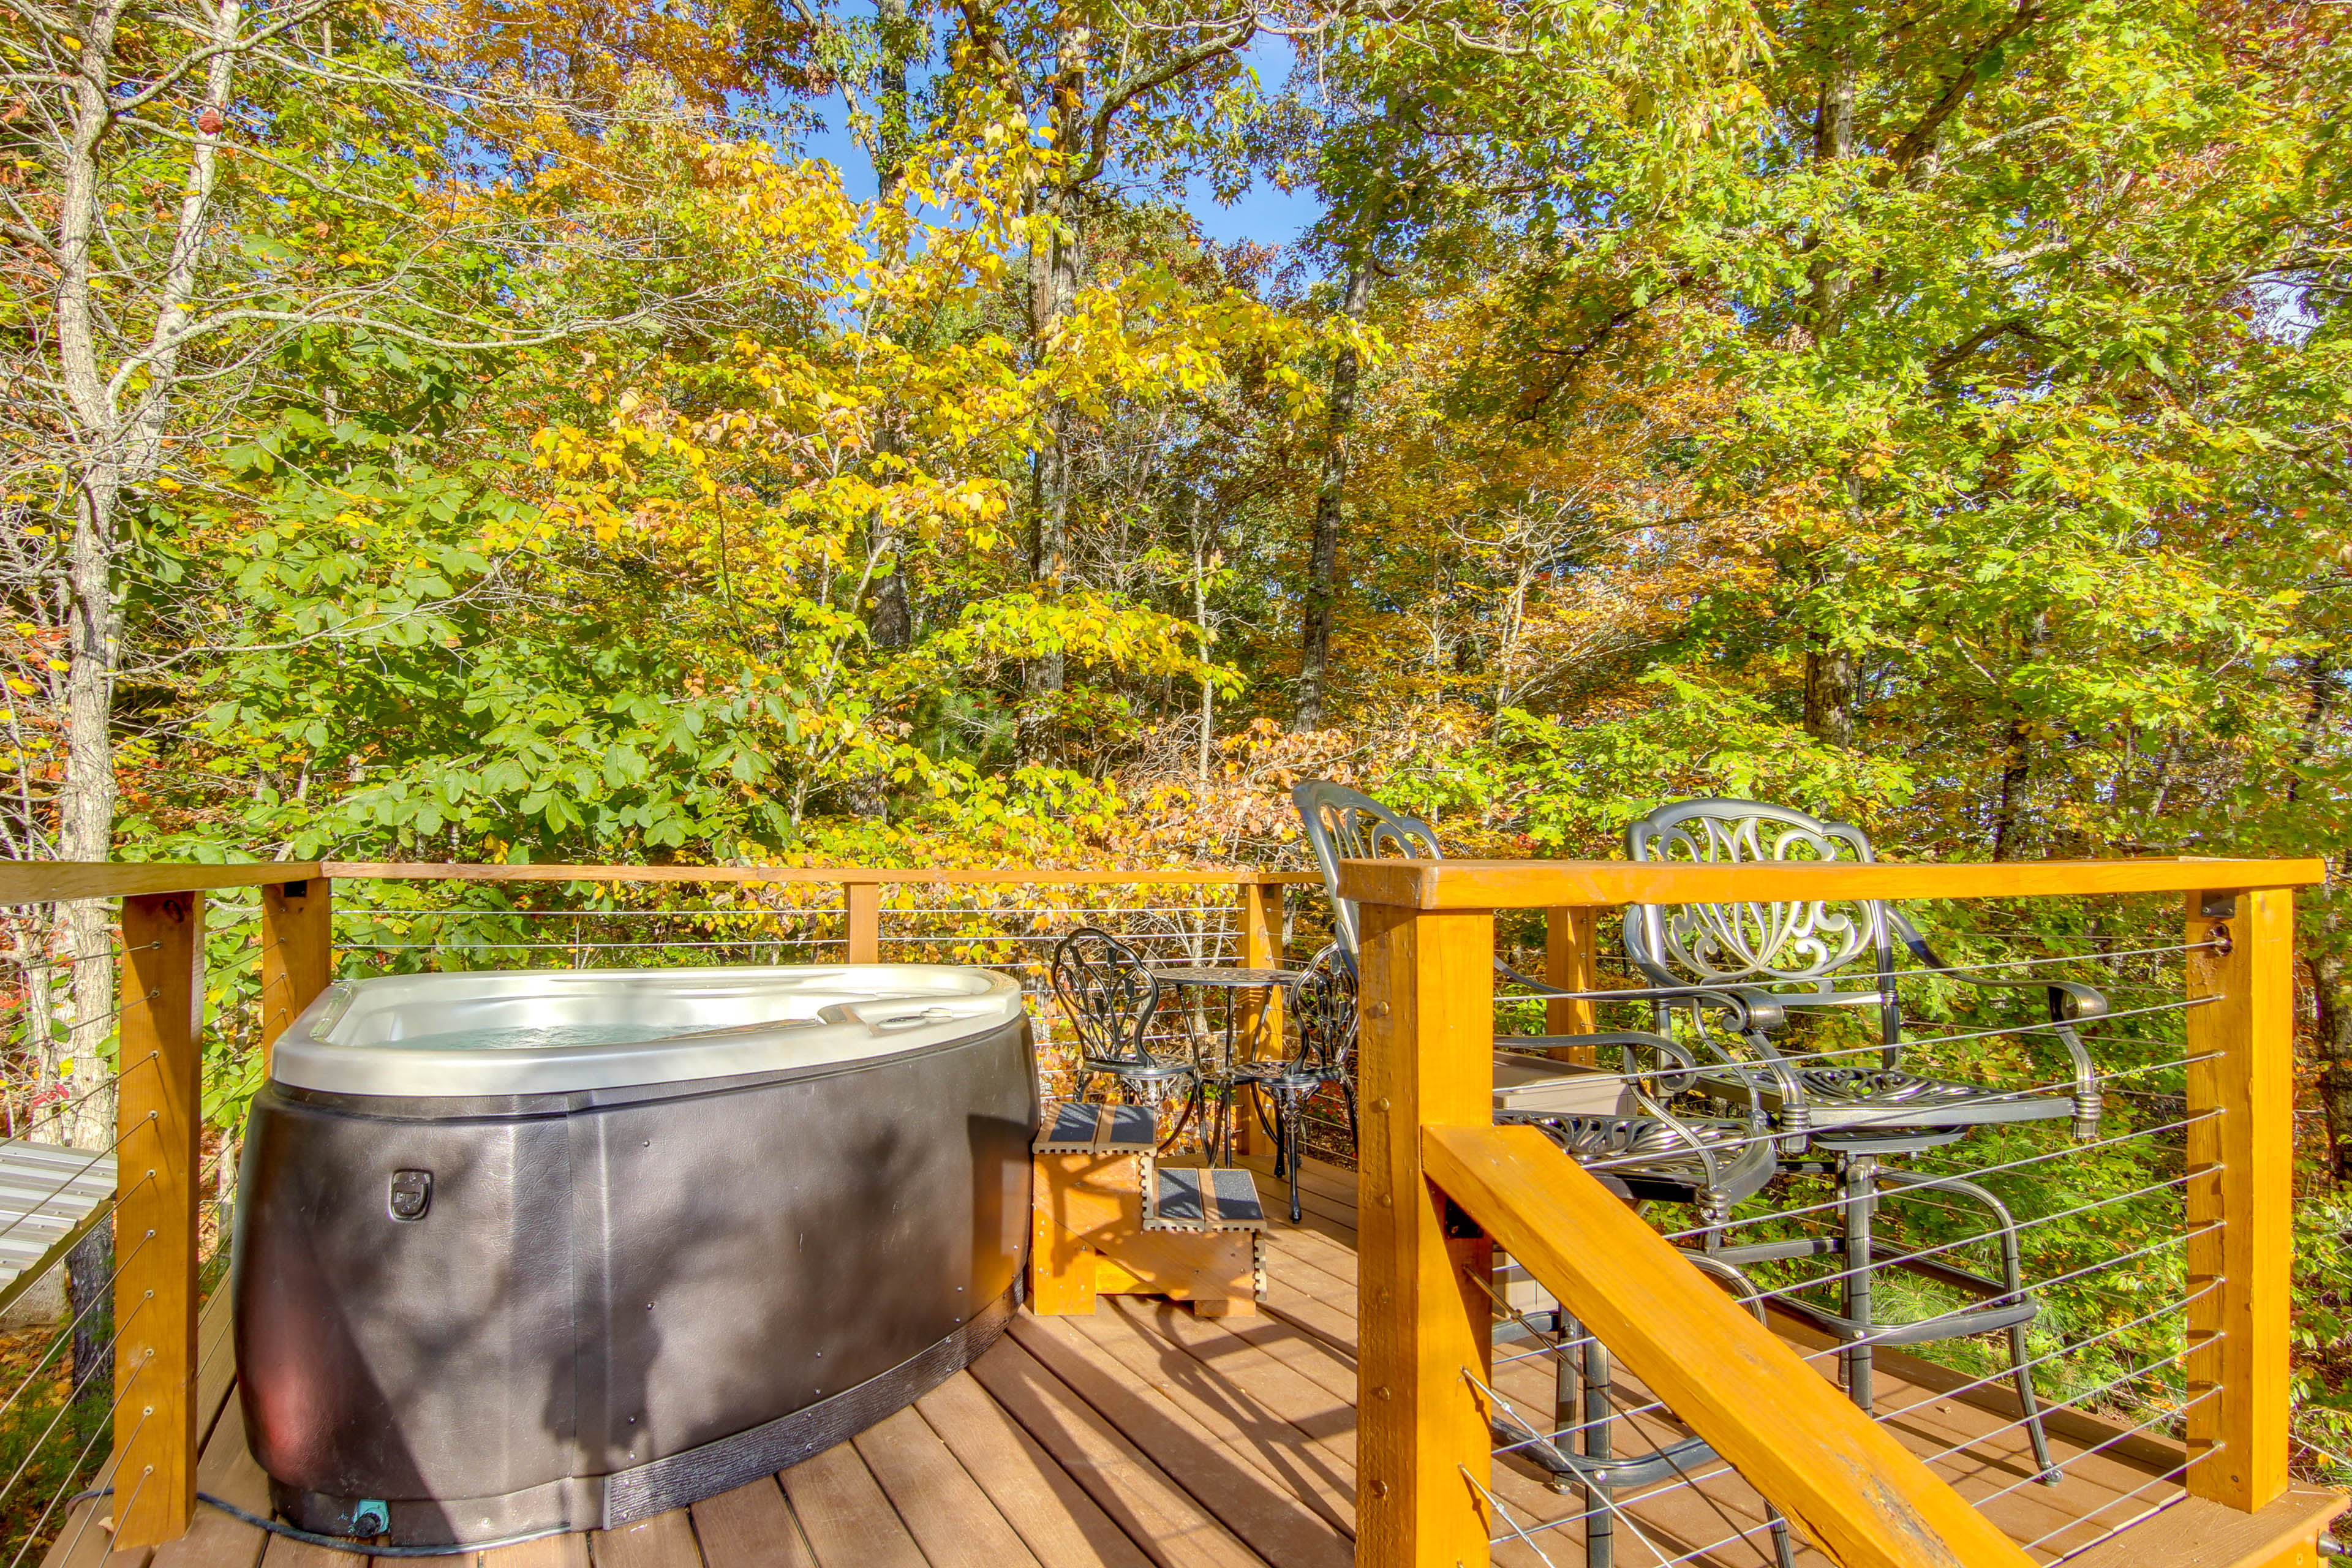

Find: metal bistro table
<box><xmin>1151</xmin><ymin>965</ymin><xmax>1305</xmax><ymax>1169</ymax></box>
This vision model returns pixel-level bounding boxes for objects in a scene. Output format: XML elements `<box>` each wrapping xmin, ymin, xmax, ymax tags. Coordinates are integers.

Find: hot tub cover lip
<box><xmin>273</xmin><ymin>963</ymin><xmax>1025</xmax><ymax>1098</ymax></box>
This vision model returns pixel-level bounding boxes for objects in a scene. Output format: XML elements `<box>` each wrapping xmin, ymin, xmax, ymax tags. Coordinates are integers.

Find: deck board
<box><xmin>777</xmin><ymin>1439</ymin><xmax>929</xmax><ymax>1568</ymax></box>
<box><xmin>911</xmin><ymin>1374</ymin><xmax>1155</xmax><ymax>1568</ymax></box>
<box><xmin>684</xmin><ymin>1480</ymin><xmax>810</xmax><ymax>1568</ymax></box>
<box><xmin>138</xmin><ymin>1152</ymin><xmax>2206</xmax><ymax>1568</ymax></box>
<box><xmin>1011</xmin><ymin>1314</ymin><xmax>1353</xmax><ymax>1559</ymax></box>
<box><xmin>852</xmin><ymin>1406</ymin><xmax>1047</xmax><ymax>1568</ymax></box>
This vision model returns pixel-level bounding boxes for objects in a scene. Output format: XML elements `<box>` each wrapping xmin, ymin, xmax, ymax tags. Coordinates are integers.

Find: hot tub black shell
<box><xmin>233</xmin><ymin>1008</ymin><xmax>1036</xmax><ymax>1546</ymax></box>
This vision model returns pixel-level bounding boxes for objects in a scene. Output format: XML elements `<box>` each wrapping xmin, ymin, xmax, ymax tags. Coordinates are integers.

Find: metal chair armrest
<box><xmin>1889</xmin><ymin>913</ymin><xmax>2106</xmax><ymax>1137</ymax></box>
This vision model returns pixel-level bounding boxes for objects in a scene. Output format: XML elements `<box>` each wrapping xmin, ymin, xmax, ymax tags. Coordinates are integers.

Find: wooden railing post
<box><xmin>845</xmin><ymin>878</ymin><xmax>881</xmax><ymax>964</ymax></box>
<box><xmin>260</xmin><ymin>876</ymin><xmax>333</xmax><ymax>1077</ymax></box>
<box><xmin>1544</xmin><ymin>905</ymin><xmax>1598</xmax><ymax>1060</ymax></box>
<box><xmin>2185</xmin><ymin>888</ymin><xmax>2294</xmax><ymax>1513</ymax></box>
<box><xmin>1357</xmin><ymin>898</ymin><xmax>1494</xmax><ymax>1568</ymax></box>
<box><xmin>1237</xmin><ymin>877</ymin><xmax>1285</xmax><ymax>1162</ymax></box>
<box><xmin>115</xmin><ymin>892</ymin><xmax>204</xmax><ymax>1550</ymax></box>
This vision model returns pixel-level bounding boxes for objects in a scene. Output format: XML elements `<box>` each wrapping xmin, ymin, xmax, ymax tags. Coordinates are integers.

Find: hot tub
<box><xmin>232</xmin><ymin>965</ymin><xmax>1036</xmax><ymax>1547</ymax></box>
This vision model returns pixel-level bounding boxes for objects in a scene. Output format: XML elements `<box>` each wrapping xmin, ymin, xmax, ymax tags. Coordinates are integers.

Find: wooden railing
<box><xmin>0</xmin><ymin>856</ymin><xmax>1316</xmax><ymax>1555</ymax></box>
<box><xmin>1341</xmin><ymin>855</ymin><xmax>2336</xmax><ymax>1568</ymax></box>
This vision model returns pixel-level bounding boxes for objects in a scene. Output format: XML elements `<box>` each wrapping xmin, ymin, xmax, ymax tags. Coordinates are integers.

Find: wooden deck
<box><xmin>48</xmin><ymin>1155</ymin><xmax>2228</xmax><ymax>1568</ymax></box>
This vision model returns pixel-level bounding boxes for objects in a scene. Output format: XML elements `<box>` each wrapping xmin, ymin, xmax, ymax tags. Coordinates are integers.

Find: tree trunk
<box><xmin>1988</xmin><ymin>611</ymin><xmax>2051</xmax><ymax>861</ymax></box>
<box><xmin>1297</xmin><ymin>262</ymin><xmax>1371</xmax><ymax>731</ymax></box>
<box><xmin>1803</xmin><ymin>643</ymin><xmax>1858</xmax><ymax>747</ymax></box>
<box><xmin>2314</xmin><ymin>943</ymin><xmax>2352</xmax><ymax>1183</ymax></box>
<box><xmin>1796</xmin><ymin>55</ymin><xmax>1861</xmax><ymax>748</ymax></box>
<box><xmin>46</xmin><ymin>0</ymin><xmax>239</xmax><ymax>1150</ymax></box>
<box><xmin>1015</xmin><ymin>18</ymin><xmax>1087</xmax><ymax>764</ymax></box>
<box><xmin>1806</xmin><ymin>51</ymin><xmax>1857</xmax><ymax>328</ymax></box>
<box><xmin>67</xmin><ymin>1223</ymin><xmax>113</xmax><ymax>1404</ymax></box>
<box><xmin>865</xmin><ymin>0</ymin><xmax>914</xmax><ymax>652</ymax></box>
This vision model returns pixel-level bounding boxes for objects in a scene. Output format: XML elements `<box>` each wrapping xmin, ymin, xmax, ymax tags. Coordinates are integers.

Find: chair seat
<box><xmin>1498</xmin><ymin>1110</ymin><xmax>1777</xmax><ymax>1208</ymax></box>
<box><xmin>1701</xmin><ymin>1064</ymin><xmax>2073</xmax><ymax>1132</ymax></box>
<box><xmin>1228</xmin><ymin>1060</ymin><xmax>1343</xmax><ymax>1093</ymax></box>
<box><xmin>1797</xmin><ymin>1066</ymin><xmax>2074</xmax><ymax>1128</ymax></box>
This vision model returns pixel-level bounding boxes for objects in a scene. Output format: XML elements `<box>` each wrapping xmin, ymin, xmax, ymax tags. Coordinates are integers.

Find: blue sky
<box><xmin>791</xmin><ymin>30</ymin><xmax>1326</xmax><ymax>252</ymax></box>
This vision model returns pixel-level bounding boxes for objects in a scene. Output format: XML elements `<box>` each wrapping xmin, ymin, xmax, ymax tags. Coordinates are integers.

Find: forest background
<box><xmin>8</xmin><ymin>0</ymin><xmax>2352</xmax><ymax>1517</ymax></box>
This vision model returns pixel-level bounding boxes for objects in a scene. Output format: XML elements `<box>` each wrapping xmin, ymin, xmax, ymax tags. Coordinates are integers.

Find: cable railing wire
<box><xmin>0</xmin><ymin>1223</ymin><xmax>149</xmax><ymax>1431</ymax></box>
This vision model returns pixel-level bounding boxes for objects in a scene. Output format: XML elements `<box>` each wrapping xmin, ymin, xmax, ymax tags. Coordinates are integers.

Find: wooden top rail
<box><xmin>322</xmin><ymin>863</ymin><xmax>1322</xmax><ymax>887</ymax></box>
<box><xmin>0</xmin><ymin>861</ymin><xmax>330</xmax><ymax>902</ymax></box>
<box><xmin>0</xmin><ymin>861</ymin><xmax>1320</xmax><ymax>904</ymax></box>
<box><xmin>1336</xmin><ymin>856</ymin><xmax>2328</xmax><ymax>910</ymax></box>
<box><xmin>1423</xmin><ymin>1122</ymin><xmax>2037</xmax><ymax>1568</ymax></box>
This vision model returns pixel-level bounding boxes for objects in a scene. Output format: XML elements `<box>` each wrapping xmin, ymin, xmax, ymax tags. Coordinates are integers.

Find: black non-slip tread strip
<box><xmin>1033</xmin><ymin>1101</ymin><xmax>1158</xmax><ymax>1153</ymax></box>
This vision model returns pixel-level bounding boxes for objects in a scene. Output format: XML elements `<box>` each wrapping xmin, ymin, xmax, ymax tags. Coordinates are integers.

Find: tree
<box><xmin>943</xmin><ymin>0</ymin><xmax>1261</xmax><ymax>759</ymax></box>
<box><xmin>0</xmin><ymin>0</ymin><xmax>814</xmax><ymax>1134</ymax></box>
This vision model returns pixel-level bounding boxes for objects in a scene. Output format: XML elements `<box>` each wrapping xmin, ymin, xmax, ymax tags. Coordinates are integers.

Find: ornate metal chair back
<box><xmin>1623</xmin><ymin>798</ymin><xmax>1903</xmax><ymax>1045</ymax></box>
<box><xmin>1292</xmin><ymin>780</ymin><xmax>1444</xmax><ymax>960</ymax></box>
<box><xmin>1291</xmin><ymin>942</ymin><xmax>1359</xmax><ymax>1077</ymax></box>
<box><xmin>1049</xmin><ymin>926</ymin><xmax>1162</xmax><ymax>1069</ymax></box>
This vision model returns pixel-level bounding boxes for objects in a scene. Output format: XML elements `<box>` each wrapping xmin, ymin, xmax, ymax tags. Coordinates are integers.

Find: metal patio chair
<box><xmin>1620</xmin><ymin>797</ymin><xmax>2113</xmax><ymax>1479</ymax></box>
<box><xmin>1292</xmin><ymin>779</ymin><xmax>1782</xmax><ymax>1225</ymax></box>
<box><xmin>1050</xmin><ymin>926</ymin><xmax>1204</xmax><ymax>1153</ymax></box>
<box><xmin>1232</xmin><ymin>941</ymin><xmax>1358</xmax><ymax>1224</ymax></box>
<box><xmin>1293</xmin><ymin>780</ymin><xmax>1793</xmax><ymax>1568</ymax></box>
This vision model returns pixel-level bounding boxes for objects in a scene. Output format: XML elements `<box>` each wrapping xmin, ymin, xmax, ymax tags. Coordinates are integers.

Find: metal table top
<box><xmin>1151</xmin><ymin>965</ymin><xmax>1305</xmax><ymax>990</ymax></box>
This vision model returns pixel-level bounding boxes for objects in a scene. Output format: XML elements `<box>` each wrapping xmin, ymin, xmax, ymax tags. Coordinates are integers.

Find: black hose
<box><xmin>56</xmin><ymin>1488</ymin><xmax>570</xmax><ymax>1557</ymax></box>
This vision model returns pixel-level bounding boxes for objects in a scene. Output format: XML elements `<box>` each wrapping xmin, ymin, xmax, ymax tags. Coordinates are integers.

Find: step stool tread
<box><xmin>1034</xmin><ymin>1101</ymin><xmax>1159</xmax><ymax>1154</ymax></box>
<box><xmin>1147</xmin><ymin>1166</ymin><xmax>1267</xmax><ymax>1232</ymax></box>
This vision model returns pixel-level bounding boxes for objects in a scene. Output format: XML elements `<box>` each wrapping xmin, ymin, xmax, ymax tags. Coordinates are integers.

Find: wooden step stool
<box><xmin>1030</xmin><ymin>1102</ymin><xmax>1268</xmax><ymax>1317</ymax></box>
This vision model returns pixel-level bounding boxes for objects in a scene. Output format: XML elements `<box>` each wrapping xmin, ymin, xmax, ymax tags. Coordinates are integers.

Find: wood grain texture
<box><xmin>964</xmin><ymin>1338</ymin><xmax>1266</xmax><ymax>1568</ymax></box>
<box><xmin>913</xmin><ymin>1373</ymin><xmax>1158</xmax><ymax>1568</ymax></box>
<box><xmin>853</xmin><ymin>1405</ymin><xmax>1046</xmax><ymax>1568</ymax></box>
<box><xmin>588</xmin><ymin>1510</ymin><xmax>701</xmax><ymax>1568</ymax></box>
<box><xmin>320</xmin><ymin>864</ymin><xmax>1319</xmax><ymax>888</ymax></box>
<box><xmin>0</xmin><ymin>861</ymin><xmax>1317</xmax><ymax>902</ymax></box>
<box><xmin>258</xmin><ymin>878</ymin><xmax>333</xmax><ymax>1075</ymax></box>
<box><xmin>1353</xmin><ymin>903</ymin><xmax>1495</xmax><ymax>1568</ymax></box>
<box><xmin>688</xmin><ymin>1478</ymin><xmax>815</xmax><ymax>1568</ymax></box>
<box><xmin>193</xmin><ymin>1289</ymin><xmax>237</xmax><ymax>1453</ymax></box>
<box><xmin>0</xmin><ymin>863</ymin><xmax>324</xmax><ymax>903</ymax></box>
<box><xmin>1542</xmin><ymin>905</ymin><xmax>1598</xmax><ymax>1047</ymax></box>
<box><xmin>1233</xmin><ymin>881</ymin><xmax>1285</xmax><ymax>1159</ymax></box>
<box><xmin>480</xmin><ymin>1535</ymin><xmax>589</xmax><ymax>1568</ymax></box>
<box><xmin>1422</xmin><ymin>1121</ymin><xmax>2037</xmax><ymax>1568</ymax></box>
<box><xmin>1335</xmin><ymin>856</ymin><xmax>2326</xmax><ymax>911</ymax></box>
<box><xmin>842</xmin><ymin>881</ymin><xmax>880</xmax><ymax>965</ymax></box>
<box><xmin>778</xmin><ymin>1444</ymin><xmax>927</xmax><ymax>1568</ymax></box>
<box><xmin>1008</xmin><ymin>1316</ymin><xmax>1349</xmax><ymax>1565</ymax></box>
<box><xmin>40</xmin><ymin>1505</ymin><xmax>154</xmax><ymax>1568</ymax></box>
<box><xmin>114</xmin><ymin>892</ymin><xmax>205</xmax><ymax>1551</ymax></box>
<box><xmin>1090</xmin><ymin>1232</ymin><xmax>1256</xmax><ymax>1310</ymax></box>
<box><xmin>1070</xmin><ymin>1302</ymin><xmax>1356</xmax><ymax>1529</ymax></box>
<box><xmin>2060</xmin><ymin>1488</ymin><xmax>2345</xmax><ymax>1568</ymax></box>
<box><xmin>2187</xmin><ymin>889</ymin><xmax>2297</xmax><ymax>1513</ymax></box>
<box><xmin>254</xmin><ymin>1538</ymin><xmax>347</xmax><ymax>1568</ymax></box>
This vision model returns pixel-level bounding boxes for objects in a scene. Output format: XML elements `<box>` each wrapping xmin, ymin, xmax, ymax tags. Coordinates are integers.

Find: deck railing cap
<box><xmin>1334</xmin><ymin>855</ymin><xmax>2329</xmax><ymax>910</ymax></box>
<box><xmin>0</xmin><ymin>859</ymin><xmax>1322</xmax><ymax>903</ymax></box>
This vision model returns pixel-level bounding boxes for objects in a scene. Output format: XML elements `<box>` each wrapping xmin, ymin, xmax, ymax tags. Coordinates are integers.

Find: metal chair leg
<box><xmin>1284</xmin><ymin>1099</ymin><xmax>1305</xmax><ymax>1224</ymax></box>
<box><xmin>1157</xmin><ymin>1080</ymin><xmax>1204</xmax><ymax>1154</ymax></box>
<box><xmin>1879</xmin><ymin>1167</ymin><xmax>2062</xmax><ymax>1486</ymax></box>
<box><xmin>2008</xmin><ymin>1318</ymin><xmax>2061</xmax><ymax>1484</ymax></box>
<box><xmin>1841</xmin><ymin>1153</ymin><xmax>1878</xmax><ymax>1413</ymax></box>
<box><xmin>1586</xmin><ymin>1330</ymin><xmax>1615</xmax><ymax>1568</ymax></box>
